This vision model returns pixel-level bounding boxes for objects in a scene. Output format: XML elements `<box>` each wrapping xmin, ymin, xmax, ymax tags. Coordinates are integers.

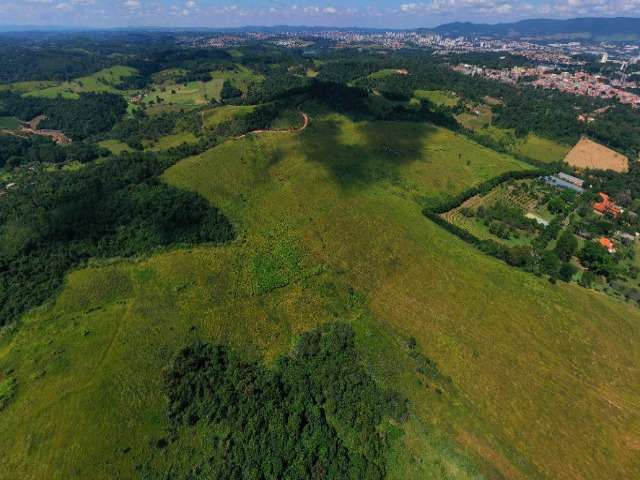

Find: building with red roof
<box><xmin>593</xmin><ymin>192</ymin><xmax>622</xmax><ymax>218</ymax></box>
<box><xmin>598</xmin><ymin>237</ymin><xmax>616</xmax><ymax>253</ymax></box>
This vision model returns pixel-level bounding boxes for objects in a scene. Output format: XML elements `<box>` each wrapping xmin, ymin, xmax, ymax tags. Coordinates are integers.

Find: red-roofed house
<box><xmin>593</xmin><ymin>192</ymin><xmax>622</xmax><ymax>218</ymax></box>
<box><xmin>599</xmin><ymin>237</ymin><xmax>616</xmax><ymax>253</ymax></box>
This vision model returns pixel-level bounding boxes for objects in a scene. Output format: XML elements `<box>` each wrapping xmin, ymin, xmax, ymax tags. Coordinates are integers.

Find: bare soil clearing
<box><xmin>564</xmin><ymin>137</ymin><xmax>629</xmax><ymax>172</ymax></box>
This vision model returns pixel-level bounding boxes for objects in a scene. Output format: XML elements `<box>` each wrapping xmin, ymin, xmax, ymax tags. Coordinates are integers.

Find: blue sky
<box><xmin>2</xmin><ymin>0</ymin><xmax>640</xmax><ymax>28</ymax></box>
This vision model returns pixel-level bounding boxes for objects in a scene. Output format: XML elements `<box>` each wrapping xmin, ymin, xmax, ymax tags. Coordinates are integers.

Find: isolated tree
<box><xmin>555</xmin><ymin>230</ymin><xmax>578</xmax><ymax>262</ymax></box>
<box><xmin>559</xmin><ymin>263</ymin><xmax>577</xmax><ymax>282</ymax></box>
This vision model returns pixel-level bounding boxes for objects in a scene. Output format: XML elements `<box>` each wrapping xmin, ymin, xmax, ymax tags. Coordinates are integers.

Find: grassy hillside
<box><xmin>210</xmin><ymin>64</ymin><xmax>264</xmax><ymax>95</ymax></box>
<box><xmin>414</xmin><ymin>90</ymin><xmax>460</xmax><ymax>107</ymax></box>
<box><xmin>24</xmin><ymin>66</ymin><xmax>138</xmax><ymax>99</ymax></box>
<box><xmin>202</xmin><ymin>104</ymin><xmax>256</xmax><ymax>129</ymax></box>
<box><xmin>1</xmin><ymin>114</ymin><xmax>639</xmax><ymax>479</ymax></box>
<box><xmin>97</xmin><ymin>139</ymin><xmax>134</xmax><ymax>155</ymax></box>
<box><xmin>143</xmin><ymin>78</ymin><xmax>223</xmax><ymax>110</ymax></box>
<box><xmin>512</xmin><ymin>133</ymin><xmax>571</xmax><ymax>163</ymax></box>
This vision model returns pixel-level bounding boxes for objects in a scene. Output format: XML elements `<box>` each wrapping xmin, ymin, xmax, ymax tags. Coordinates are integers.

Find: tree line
<box><xmin>0</xmin><ymin>152</ymin><xmax>234</xmax><ymax>326</ymax></box>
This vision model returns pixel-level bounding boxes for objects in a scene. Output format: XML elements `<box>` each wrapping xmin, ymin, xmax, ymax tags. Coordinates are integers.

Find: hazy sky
<box><xmin>2</xmin><ymin>0</ymin><xmax>640</xmax><ymax>28</ymax></box>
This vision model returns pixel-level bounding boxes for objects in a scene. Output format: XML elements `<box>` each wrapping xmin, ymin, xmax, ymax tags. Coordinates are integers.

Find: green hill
<box><xmin>1</xmin><ymin>113</ymin><xmax>639</xmax><ymax>479</ymax></box>
<box><xmin>23</xmin><ymin>66</ymin><xmax>138</xmax><ymax>99</ymax></box>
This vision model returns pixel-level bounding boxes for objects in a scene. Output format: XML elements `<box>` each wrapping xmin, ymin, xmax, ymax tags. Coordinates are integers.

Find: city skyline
<box><xmin>2</xmin><ymin>1</ymin><xmax>640</xmax><ymax>29</ymax></box>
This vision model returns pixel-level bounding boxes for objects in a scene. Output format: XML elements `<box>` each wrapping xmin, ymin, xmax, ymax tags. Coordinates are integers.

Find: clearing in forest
<box><xmin>413</xmin><ymin>90</ymin><xmax>460</xmax><ymax>107</ymax></box>
<box><xmin>564</xmin><ymin>136</ymin><xmax>629</xmax><ymax>172</ymax></box>
<box><xmin>24</xmin><ymin>66</ymin><xmax>138</xmax><ymax>99</ymax></box>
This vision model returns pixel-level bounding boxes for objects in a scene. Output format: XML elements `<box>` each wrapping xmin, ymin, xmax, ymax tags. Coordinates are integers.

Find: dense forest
<box><xmin>0</xmin><ymin>91</ymin><xmax>128</xmax><ymax>139</ymax></box>
<box><xmin>0</xmin><ymin>153</ymin><xmax>233</xmax><ymax>325</ymax></box>
<box><xmin>162</xmin><ymin>322</ymin><xmax>406</xmax><ymax>479</ymax></box>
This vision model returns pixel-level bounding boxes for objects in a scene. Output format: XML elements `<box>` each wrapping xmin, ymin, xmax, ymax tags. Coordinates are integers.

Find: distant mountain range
<box><xmin>428</xmin><ymin>17</ymin><xmax>640</xmax><ymax>41</ymax></box>
<box><xmin>1</xmin><ymin>17</ymin><xmax>640</xmax><ymax>42</ymax></box>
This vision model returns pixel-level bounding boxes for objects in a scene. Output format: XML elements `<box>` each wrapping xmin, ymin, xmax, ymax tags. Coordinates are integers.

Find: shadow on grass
<box><xmin>299</xmin><ymin>116</ymin><xmax>438</xmax><ymax>188</ymax></box>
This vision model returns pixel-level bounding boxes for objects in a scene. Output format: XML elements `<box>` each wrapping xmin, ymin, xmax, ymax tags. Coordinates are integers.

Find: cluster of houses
<box><xmin>543</xmin><ymin>172</ymin><xmax>637</xmax><ymax>254</ymax></box>
<box><xmin>532</xmin><ymin>71</ymin><xmax>640</xmax><ymax>108</ymax></box>
<box><xmin>454</xmin><ymin>63</ymin><xmax>640</xmax><ymax>108</ymax></box>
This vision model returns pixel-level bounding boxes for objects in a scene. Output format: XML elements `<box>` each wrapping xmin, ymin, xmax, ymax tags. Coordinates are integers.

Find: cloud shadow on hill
<box><xmin>298</xmin><ymin>116</ymin><xmax>438</xmax><ymax>188</ymax></box>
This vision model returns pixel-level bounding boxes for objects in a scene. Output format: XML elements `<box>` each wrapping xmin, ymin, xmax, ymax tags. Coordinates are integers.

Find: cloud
<box><xmin>397</xmin><ymin>0</ymin><xmax>640</xmax><ymax>17</ymax></box>
<box><xmin>3</xmin><ymin>0</ymin><xmax>640</xmax><ymax>27</ymax></box>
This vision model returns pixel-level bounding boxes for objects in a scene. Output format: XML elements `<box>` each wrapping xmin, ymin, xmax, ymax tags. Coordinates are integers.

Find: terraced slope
<box><xmin>1</xmin><ymin>114</ymin><xmax>638</xmax><ymax>479</ymax></box>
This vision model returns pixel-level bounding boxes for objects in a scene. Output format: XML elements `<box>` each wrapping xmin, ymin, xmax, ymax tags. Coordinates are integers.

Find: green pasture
<box><xmin>368</xmin><ymin>69</ymin><xmax>409</xmax><ymax>79</ymax></box>
<box><xmin>97</xmin><ymin>139</ymin><xmax>134</xmax><ymax>155</ymax></box>
<box><xmin>202</xmin><ymin>104</ymin><xmax>256</xmax><ymax>129</ymax></box>
<box><xmin>472</xmin><ymin>125</ymin><xmax>571</xmax><ymax>164</ymax></box>
<box><xmin>143</xmin><ymin>78</ymin><xmax>223</xmax><ymax>109</ymax></box>
<box><xmin>270</xmin><ymin>108</ymin><xmax>305</xmax><ymax>130</ymax></box>
<box><xmin>512</xmin><ymin>133</ymin><xmax>571</xmax><ymax>163</ymax></box>
<box><xmin>147</xmin><ymin>132</ymin><xmax>199</xmax><ymax>151</ymax></box>
<box><xmin>210</xmin><ymin>64</ymin><xmax>264</xmax><ymax>96</ymax></box>
<box><xmin>1</xmin><ymin>113</ymin><xmax>639</xmax><ymax>480</ymax></box>
<box><xmin>0</xmin><ymin>80</ymin><xmax>58</xmax><ymax>94</ymax></box>
<box><xmin>24</xmin><ymin>66</ymin><xmax>138</xmax><ymax>99</ymax></box>
<box><xmin>456</xmin><ymin>104</ymin><xmax>493</xmax><ymax>130</ymax></box>
<box><xmin>414</xmin><ymin>89</ymin><xmax>460</xmax><ymax>107</ymax></box>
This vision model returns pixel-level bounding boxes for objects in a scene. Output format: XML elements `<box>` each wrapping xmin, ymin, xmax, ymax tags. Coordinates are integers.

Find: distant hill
<box><xmin>429</xmin><ymin>17</ymin><xmax>640</xmax><ymax>41</ymax></box>
<box><xmin>1</xmin><ymin>17</ymin><xmax>640</xmax><ymax>41</ymax></box>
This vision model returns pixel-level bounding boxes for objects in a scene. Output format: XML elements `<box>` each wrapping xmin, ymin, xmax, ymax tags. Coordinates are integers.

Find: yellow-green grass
<box><xmin>24</xmin><ymin>66</ymin><xmax>138</xmax><ymax>99</ymax></box>
<box><xmin>202</xmin><ymin>104</ymin><xmax>256</xmax><ymax>129</ymax></box>
<box><xmin>456</xmin><ymin>105</ymin><xmax>493</xmax><ymax>130</ymax></box>
<box><xmin>98</xmin><ymin>139</ymin><xmax>134</xmax><ymax>155</ymax></box>
<box><xmin>143</xmin><ymin>78</ymin><xmax>223</xmax><ymax>108</ymax></box>
<box><xmin>1</xmin><ymin>114</ymin><xmax>639</xmax><ymax>480</ymax></box>
<box><xmin>209</xmin><ymin>64</ymin><xmax>264</xmax><ymax>95</ymax></box>
<box><xmin>0</xmin><ymin>116</ymin><xmax>20</xmax><ymax>129</ymax></box>
<box><xmin>147</xmin><ymin>132</ymin><xmax>199</xmax><ymax>151</ymax></box>
<box><xmin>270</xmin><ymin>108</ymin><xmax>305</xmax><ymax>130</ymax></box>
<box><xmin>151</xmin><ymin>68</ymin><xmax>188</xmax><ymax>84</ymax></box>
<box><xmin>483</xmin><ymin>96</ymin><xmax>503</xmax><ymax>106</ymax></box>
<box><xmin>414</xmin><ymin>89</ymin><xmax>460</xmax><ymax>107</ymax></box>
<box><xmin>512</xmin><ymin>133</ymin><xmax>571</xmax><ymax>164</ymax></box>
<box><xmin>368</xmin><ymin>68</ymin><xmax>409</xmax><ymax>79</ymax></box>
<box><xmin>471</xmin><ymin>126</ymin><xmax>570</xmax><ymax>164</ymax></box>
<box><xmin>0</xmin><ymin>80</ymin><xmax>58</xmax><ymax>94</ymax></box>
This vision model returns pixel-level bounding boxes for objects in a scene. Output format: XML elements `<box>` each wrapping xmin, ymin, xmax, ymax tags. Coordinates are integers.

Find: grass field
<box><xmin>143</xmin><ymin>78</ymin><xmax>223</xmax><ymax>109</ymax></box>
<box><xmin>456</xmin><ymin>104</ymin><xmax>493</xmax><ymax>130</ymax></box>
<box><xmin>202</xmin><ymin>104</ymin><xmax>256</xmax><ymax>129</ymax></box>
<box><xmin>1</xmin><ymin>113</ymin><xmax>639</xmax><ymax>480</ymax></box>
<box><xmin>269</xmin><ymin>108</ymin><xmax>305</xmax><ymax>130</ymax></box>
<box><xmin>0</xmin><ymin>80</ymin><xmax>58</xmax><ymax>94</ymax></box>
<box><xmin>97</xmin><ymin>139</ymin><xmax>134</xmax><ymax>155</ymax></box>
<box><xmin>24</xmin><ymin>66</ymin><xmax>138</xmax><ymax>99</ymax></box>
<box><xmin>210</xmin><ymin>65</ymin><xmax>264</xmax><ymax>95</ymax></box>
<box><xmin>472</xmin><ymin>125</ymin><xmax>570</xmax><ymax>164</ymax></box>
<box><xmin>512</xmin><ymin>133</ymin><xmax>571</xmax><ymax>163</ymax></box>
<box><xmin>147</xmin><ymin>132</ymin><xmax>199</xmax><ymax>151</ymax></box>
<box><xmin>367</xmin><ymin>69</ymin><xmax>410</xmax><ymax>80</ymax></box>
<box><xmin>414</xmin><ymin>89</ymin><xmax>460</xmax><ymax>107</ymax></box>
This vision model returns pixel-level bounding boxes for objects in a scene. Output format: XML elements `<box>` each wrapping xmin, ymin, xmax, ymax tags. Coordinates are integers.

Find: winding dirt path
<box><xmin>235</xmin><ymin>111</ymin><xmax>309</xmax><ymax>140</ymax></box>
